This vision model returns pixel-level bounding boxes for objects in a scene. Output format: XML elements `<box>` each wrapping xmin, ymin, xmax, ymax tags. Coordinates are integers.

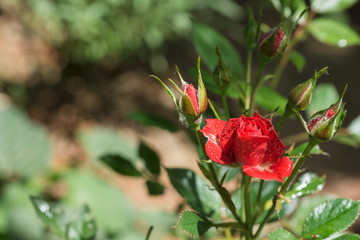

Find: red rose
<box><xmin>201</xmin><ymin>113</ymin><xmax>293</xmax><ymax>182</ymax></box>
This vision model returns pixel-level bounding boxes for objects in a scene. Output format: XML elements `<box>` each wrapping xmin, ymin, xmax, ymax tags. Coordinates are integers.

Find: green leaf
<box><xmin>332</xmin><ymin>234</ymin><xmax>360</xmax><ymax>240</ymax></box>
<box><xmin>63</xmin><ymin>170</ymin><xmax>134</xmax><ymax>233</ymax></box>
<box><xmin>0</xmin><ymin>106</ymin><xmax>51</xmax><ymax>178</ymax></box>
<box><xmin>145</xmin><ymin>180</ymin><xmax>164</xmax><ymax>196</ymax></box>
<box><xmin>348</xmin><ymin>115</ymin><xmax>360</xmax><ymax>135</ymax></box>
<box><xmin>100</xmin><ymin>154</ymin><xmax>142</xmax><ymax>177</ymax></box>
<box><xmin>30</xmin><ymin>196</ymin><xmax>67</xmax><ymax>238</ymax></box>
<box><xmin>256</xmin><ymin>86</ymin><xmax>287</xmax><ymax>114</ymax></box>
<box><xmin>138</xmin><ymin>141</ymin><xmax>161</xmax><ymax>176</ymax></box>
<box><xmin>167</xmin><ymin>168</ymin><xmax>222</xmax><ymax>218</ymax></box>
<box><xmin>307</xmin><ymin>83</ymin><xmax>339</xmax><ymax>117</ymax></box>
<box><xmin>287</xmin><ymin>195</ymin><xmax>333</xmax><ymax>236</ymax></box>
<box><xmin>284</xmin><ymin>173</ymin><xmax>325</xmax><ymax>199</ymax></box>
<box><xmin>127</xmin><ymin>110</ymin><xmax>178</xmax><ymax>132</ymax></box>
<box><xmin>192</xmin><ymin>22</ymin><xmax>244</xmax><ymax>81</ymax></box>
<box><xmin>308</xmin><ymin>18</ymin><xmax>360</xmax><ymax>47</ymax></box>
<box><xmin>290</xmin><ymin>50</ymin><xmax>306</xmax><ymax>72</ymax></box>
<box><xmin>66</xmin><ymin>205</ymin><xmax>97</xmax><ymax>240</ymax></box>
<box><xmin>290</xmin><ymin>142</ymin><xmax>328</xmax><ymax>155</ymax></box>
<box><xmin>269</xmin><ymin>228</ymin><xmax>297</xmax><ymax>240</ymax></box>
<box><xmin>175</xmin><ymin>211</ymin><xmax>212</xmax><ymax>237</ymax></box>
<box><xmin>311</xmin><ymin>0</ymin><xmax>358</xmax><ymax>13</ymax></box>
<box><xmin>77</xmin><ymin>126</ymin><xmax>138</xmax><ymax>163</ymax></box>
<box><xmin>302</xmin><ymin>198</ymin><xmax>360</xmax><ymax>239</ymax></box>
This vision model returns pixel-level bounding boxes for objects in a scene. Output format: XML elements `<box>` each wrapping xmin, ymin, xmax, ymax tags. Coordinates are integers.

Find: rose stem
<box><xmin>248</xmin><ymin>60</ymin><xmax>266</xmax><ymax>116</ymax></box>
<box><xmin>242</xmin><ymin>174</ymin><xmax>253</xmax><ymax>238</ymax></box>
<box><xmin>275</xmin><ymin>106</ymin><xmax>293</xmax><ymax>133</ymax></box>
<box><xmin>193</xmin><ymin>125</ymin><xmax>245</xmax><ymax>226</ymax></box>
<box><xmin>244</xmin><ymin>49</ymin><xmax>253</xmax><ymax>115</ymax></box>
<box><xmin>270</xmin><ymin>10</ymin><xmax>316</xmax><ymax>89</ymax></box>
<box><xmin>222</xmin><ymin>94</ymin><xmax>231</xmax><ymax>120</ymax></box>
<box><xmin>253</xmin><ymin>140</ymin><xmax>317</xmax><ymax>239</ymax></box>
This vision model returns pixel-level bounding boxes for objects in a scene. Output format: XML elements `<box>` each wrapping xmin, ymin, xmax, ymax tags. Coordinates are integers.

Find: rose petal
<box><xmin>253</xmin><ymin>112</ymin><xmax>286</xmax><ymax>162</ymax></box>
<box><xmin>233</xmin><ymin>135</ymin><xmax>270</xmax><ymax>166</ymax></box>
<box><xmin>242</xmin><ymin>157</ymin><xmax>293</xmax><ymax>182</ymax></box>
<box><xmin>219</xmin><ymin>118</ymin><xmax>241</xmax><ymax>153</ymax></box>
<box><xmin>183</xmin><ymin>84</ymin><xmax>199</xmax><ymax>114</ymax></box>
<box><xmin>201</xmin><ymin>119</ymin><xmax>234</xmax><ymax>165</ymax></box>
<box><xmin>201</xmin><ymin>119</ymin><xmax>227</xmax><ymax>141</ymax></box>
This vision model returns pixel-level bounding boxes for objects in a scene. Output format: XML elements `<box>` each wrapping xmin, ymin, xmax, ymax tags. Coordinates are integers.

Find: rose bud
<box><xmin>213</xmin><ymin>46</ymin><xmax>232</xmax><ymax>93</ymax></box>
<box><xmin>288</xmin><ymin>67</ymin><xmax>328</xmax><ymax>111</ymax></box>
<box><xmin>201</xmin><ymin>112</ymin><xmax>293</xmax><ymax>182</ymax></box>
<box><xmin>258</xmin><ymin>28</ymin><xmax>288</xmax><ymax>58</ymax></box>
<box><xmin>152</xmin><ymin>57</ymin><xmax>207</xmax><ymax>121</ymax></box>
<box><xmin>178</xmin><ymin>59</ymin><xmax>207</xmax><ymax>119</ymax></box>
<box><xmin>307</xmin><ymin>87</ymin><xmax>347</xmax><ymax>142</ymax></box>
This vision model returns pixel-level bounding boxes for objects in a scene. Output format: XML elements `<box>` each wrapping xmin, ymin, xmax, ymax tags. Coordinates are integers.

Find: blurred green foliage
<box><xmin>0</xmin><ymin>0</ymin><xmax>242</xmax><ymax>64</ymax></box>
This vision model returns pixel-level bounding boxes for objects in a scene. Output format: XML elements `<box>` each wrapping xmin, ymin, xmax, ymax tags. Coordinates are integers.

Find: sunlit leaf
<box><xmin>284</xmin><ymin>173</ymin><xmax>325</xmax><ymax>199</ymax></box>
<box><xmin>286</xmin><ymin>195</ymin><xmax>334</xmax><ymax>236</ymax></box>
<box><xmin>308</xmin><ymin>18</ymin><xmax>360</xmax><ymax>47</ymax></box>
<box><xmin>30</xmin><ymin>197</ymin><xmax>66</xmax><ymax>238</ymax></box>
<box><xmin>269</xmin><ymin>228</ymin><xmax>297</xmax><ymax>240</ymax></box>
<box><xmin>66</xmin><ymin>205</ymin><xmax>97</xmax><ymax>240</ymax></box>
<box><xmin>311</xmin><ymin>0</ymin><xmax>358</xmax><ymax>13</ymax></box>
<box><xmin>332</xmin><ymin>234</ymin><xmax>360</xmax><ymax>240</ymax></box>
<box><xmin>0</xmin><ymin>106</ymin><xmax>51</xmax><ymax>178</ymax></box>
<box><xmin>302</xmin><ymin>199</ymin><xmax>360</xmax><ymax>239</ymax></box>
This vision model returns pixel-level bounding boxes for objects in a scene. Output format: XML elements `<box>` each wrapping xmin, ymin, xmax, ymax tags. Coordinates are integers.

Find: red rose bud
<box><xmin>213</xmin><ymin>46</ymin><xmax>232</xmax><ymax>92</ymax></box>
<box><xmin>201</xmin><ymin>112</ymin><xmax>293</xmax><ymax>182</ymax></box>
<box><xmin>152</xmin><ymin>57</ymin><xmax>207</xmax><ymax>121</ymax></box>
<box><xmin>178</xmin><ymin>57</ymin><xmax>207</xmax><ymax>118</ymax></box>
<box><xmin>258</xmin><ymin>28</ymin><xmax>288</xmax><ymax>58</ymax></box>
<box><xmin>307</xmin><ymin>87</ymin><xmax>347</xmax><ymax>142</ymax></box>
<box><xmin>288</xmin><ymin>67</ymin><xmax>328</xmax><ymax>111</ymax></box>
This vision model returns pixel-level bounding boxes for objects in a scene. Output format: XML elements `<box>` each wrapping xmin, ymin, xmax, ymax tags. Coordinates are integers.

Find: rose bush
<box><xmin>201</xmin><ymin>112</ymin><xmax>293</xmax><ymax>182</ymax></box>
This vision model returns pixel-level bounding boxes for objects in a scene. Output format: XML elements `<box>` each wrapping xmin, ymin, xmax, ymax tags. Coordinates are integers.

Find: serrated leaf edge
<box><xmin>175</xmin><ymin>210</ymin><xmax>212</xmax><ymax>238</ymax></box>
<box><xmin>302</xmin><ymin>199</ymin><xmax>360</xmax><ymax>239</ymax></box>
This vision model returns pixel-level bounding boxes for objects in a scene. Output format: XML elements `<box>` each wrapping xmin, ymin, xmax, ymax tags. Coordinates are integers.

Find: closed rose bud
<box><xmin>213</xmin><ymin>46</ymin><xmax>232</xmax><ymax>92</ymax></box>
<box><xmin>307</xmin><ymin>87</ymin><xmax>347</xmax><ymax>142</ymax></box>
<box><xmin>152</xmin><ymin>57</ymin><xmax>207</xmax><ymax>123</ymax></box>
<box><xmin>177</xmin><ymin>57</ymin><xmax>207</xmax><ymax>119</ymax></box>
<box><xmin>258</xmin><ymin>28</ymin><xmax>288</xmax><ymax>58</ymax></box>
<box><xmin>288</xmin><ymin>67</ymin><xmax>328</xmax><ymax>111</ymax></box>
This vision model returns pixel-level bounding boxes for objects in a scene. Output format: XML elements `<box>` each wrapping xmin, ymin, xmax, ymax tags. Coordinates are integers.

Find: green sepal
<box><xmin>197</xmin><ymin>56</ymin><xmax>208</xmax><ymax>115</ymax></box>
<box><xmin>151</xmin><ymin>75</ymin><xmax>179</xmax><ymax>111</ymax></box>
<box><xmin>293</xmin><ymin>108</ymin><xmax>311</xmax><ymax>134</ymax></box>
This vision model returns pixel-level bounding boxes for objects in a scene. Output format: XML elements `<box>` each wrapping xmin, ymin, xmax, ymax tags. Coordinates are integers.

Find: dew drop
<box><xmin>337</xmin><ymin>39</ymin><xmax>347</xmax><ymax>48</ymax></box>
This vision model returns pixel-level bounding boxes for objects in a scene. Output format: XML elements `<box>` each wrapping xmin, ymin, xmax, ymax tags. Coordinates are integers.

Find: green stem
<box><xmin>248</xmin><ymin>61</ymin><xmax>266</xmax><ymax>116</ymax></box>
<box><xmin>193</xmin><ymin>126</ymin><xmax>244</xmax><ymax>226</ymax></box>
<box><xmin>253</xmin><ymin>139</ymin><xmax>318</xmax><ymax>239</ymax></box>
<box><xmin>244</xmin><ymin>50</ymin><xmax>253</xmax><ymax>114</ymax></box>
<box><xmin>242</xmin><ymin>174</ymin><xmax>253</xmax><ymax>239</ymax></box>
<box><xmin>222</xmin><ymin>94</ymin><xmax>231</xmax><ymax>120</ymax></box>
<box><xmin>145</xmin><ymin>226</ymin><xmax>154</xmax><ymax>240</ymax></box>
<box><xmin>275</xmin><ymin>105</ymin><xmax>293</xmax><ymax>132</ymax></box>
